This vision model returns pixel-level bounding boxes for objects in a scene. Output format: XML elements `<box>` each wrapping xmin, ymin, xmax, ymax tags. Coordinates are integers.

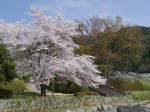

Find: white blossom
<box><xmin>0</xmin><ymin>7</ymin><xmax>106</xmax><ymax>87</ymax></box>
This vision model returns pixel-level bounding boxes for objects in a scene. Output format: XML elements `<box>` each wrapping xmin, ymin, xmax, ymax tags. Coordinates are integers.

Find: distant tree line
<box><xmin>74</xmin><ymin>16</ymin><xmax>150</xmax><ymax>77</ymax></box>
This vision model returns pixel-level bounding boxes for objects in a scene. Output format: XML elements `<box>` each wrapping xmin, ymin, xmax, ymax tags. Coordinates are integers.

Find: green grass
<box><xmin>130</xmin><ymin>79</ymin><xmax>150</xmax><ymax>101</ymax></box>
<box><xmin>131</xmin><ymin>91</ymin><xmax>150</xmax><ymax>101</ymax></box>
<box><xmin>139</xmin><ymin>79</ymin><xmax>150</xmax><ymax>91</ymax></box>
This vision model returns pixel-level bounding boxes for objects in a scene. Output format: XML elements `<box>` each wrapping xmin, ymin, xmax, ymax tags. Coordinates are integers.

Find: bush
<box><xmin>22</xmin><ymin>92</ymin><xmax>40</xmax><ymax>97</ymax></box>
<box><xmin>67</xmin><ymin>83</ymin><xmax>89</xmax><ymax>94</ymax></box>
<box><xmin>10</xmin><ymin>80</ymin><xmax>26</xmax><ymax>94</ymax></box>
<box><xmin>74</xmin><ymin>92</ymin><xmax>86</xmax><ymax>97</ymax></box>
<box><xmin>0</xmin><ymin>88</ymin><xmax>13</xmax><ymax>98</ymax></box>
<box><xmin>107</xmin><ymin>77</ymin><xmax>144</xmax><ymax>91</ymax></box>
<box><xmin>0</xmin><ymin>80</ymin><xmax>26</xmax><ymax>95</ymax></box>
<box><xmin>22</xmin><ymin>75</ymin><xmax>30</xmax><ymax>83</ymax></box>
<box><xmin>47</xmin><ymin>76</ymin><xmax>89</xmax><ymax>94</ymax></box>
<box><xmin>48</xmin><ymin>81</ymin><xmax>89</xmax><ymax>94</ymax></box>
<box><xmin>65</xmin><ymin>82</ymin><xmax>81</xmax><ymax>94</ymax></box>
<box><xmin>80</xmin><ymin>85</ymin><xmax>89</xmax><ymax>94</ymax></box>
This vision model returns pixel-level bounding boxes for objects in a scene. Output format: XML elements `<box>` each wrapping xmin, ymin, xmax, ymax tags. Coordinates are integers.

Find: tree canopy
<box><xmin>74</xmin><ymin>16</ymin><xmax>145</xmax><ymax>76</ymax></box>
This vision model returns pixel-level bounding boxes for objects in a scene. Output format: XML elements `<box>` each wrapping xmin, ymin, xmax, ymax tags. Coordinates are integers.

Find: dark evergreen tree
<box><xmin>0</xmin><ymin>43</ymin><xmax>17</xmax><ymax>82</ymax></box>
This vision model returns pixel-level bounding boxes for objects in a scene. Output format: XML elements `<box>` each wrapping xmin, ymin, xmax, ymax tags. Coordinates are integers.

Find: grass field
<box><xmin>130</xmin><ymin>79</ymin><xmax>150</xmax><ymax>101</ymax></box>
<box><xmin>139</xmin><ymin>79</ymin><xmax>150</xmax><ymax>91</ymax></box>
<box><xmin>131</xmin><ymin>91</ymin><xmax>150</xmax><ymax>101</ymax></box>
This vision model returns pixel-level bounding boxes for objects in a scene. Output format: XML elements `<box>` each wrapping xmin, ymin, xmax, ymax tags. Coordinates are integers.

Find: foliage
<box><xmin>47</xmin><ymin>76</ymin><xmax>89</xmax><ymax>94</ymax></box>
<box><xmin>66</xmin><ymin>83</ymin><xmax>89</xmax><ymax>94</ymax></box>
<box><xmin>21</xmin><ymin>92</ymin><xmax>40</xmax><ymax>97</ymax></box>
<box><xmin>107</xmin><ymin>77</ymin><xmax>144</xmax><ymax>91</ymax></box>
<box><xmin>139</xmin><ymin>26</ymin><xmax>150</xmax><ymax>36</ymax></box>
<box><xmin>0</xmin><ymin>43</ymin><xmax>17</xmax><ymax>82</ymax></box>
<box><xmin>75</xmin><ymin>16</ymin><xmax>145</xmax><ymax>73</ymax></box>
<box><xmin>74</xmin><ymin>18</ymin><xmax>150</xmax><ymax>74</ymax></box>
<box><xmin>80</xmin><ymin>85</ymin><xmax>89</xmax><ymax>94</ymax></box>
<box><xmin>98</xmin><ymin>64</ymin><xmax>114</xmax><ymax>78</ymax></box>
<box><xmin>0</xmin><ymin>88</ymin><xmax>13</xmax><ymax>98</ymax></box>
<box><xmin>9</xmin><ymin>80</ymin><xmax>26</xmax><ymax>94</ymax></box>
<box><xmin>74</xmin><ymin>92</ymin><xmax>86</xmax><ymax>97</ymax></box>
<box><xmin>22</xmin><ymin>75</ymin><xmax>30</xmax><ymax>83</ymax></box>
<box><xmin>0</xmin><ymin>80</ymin><xmax>26</xmax><ymax>95</ymax></box>
<box><xmin>67</xmin><ymin>83</ymin><xmax>82</xmax><ymax>93</ymax></box>
<box><xmin>74</xmin><ymin>45</ymin><xmax>92</xmax><ymax>55</ymax></box>
<box><xmin>138</xmin><ymin>26</ymin><xmax>150</xmax><ymax>71</ymax></box>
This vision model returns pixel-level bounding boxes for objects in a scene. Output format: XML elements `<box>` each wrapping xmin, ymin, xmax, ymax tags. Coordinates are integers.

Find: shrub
<box><xmin>80</xmin><ymin>85</ymin><xmax>89</xmax><ymax>94</ymax></box>
<box><xmin>48</xmin><ymin>81</ymin><xmax>89</xmax><ymax>94</ymax></box>
<box><xmin>67</xmin><ymin>83</ymin><xmax>89</xmax><ymax>94</ymax></box>
<box><xmin>9</xmin><ymin>80</ymin><xmax>26</xmax><ymax>94</ymax></box>
<box><xmin>107</xmin><ymin>77</ymin><xmax>144</xmax><ymax>91</ymax></box>
<box><xmin>22</xmin><ymin>92</ymin><xmax>40</xmax><ymax>97</ymax></box>
<box><xmin>0</xmin><ymin>88</ymin><xmax>13</xmax><ymax>98</ymax></box>
<box><xmin>0</xmin><ymin>80</ymin><xmax>26</xmax><ymax>95</ymax></box>
<box><xmin>22</xmin><ymin>75</ymin><xmax>30</xmax><ymax>83</ymax></box>
<box><xmin>74</xmin><ymin>92</ymin><xmax>86</xmax><ymax>97</ymax></box>
<box><xmin>66</xmin><ymin>83</ymin><xmax>81</xmax><ymax>93</ymax></box>
<box><xmin>47</xmin><ymin>76</ymin><xmax>89</xmax><ymax>94</ymax></box>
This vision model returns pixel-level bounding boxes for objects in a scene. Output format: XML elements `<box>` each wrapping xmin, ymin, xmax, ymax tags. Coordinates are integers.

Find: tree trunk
<box><xmin>52</xmin><ymin>78</ymin><xmax>54</xmax><ymax>96</ymax></box>
<box><xmin>40</xmin><ymin>84</ymin><xmax>47</xmax><ymax>96</ymax></box>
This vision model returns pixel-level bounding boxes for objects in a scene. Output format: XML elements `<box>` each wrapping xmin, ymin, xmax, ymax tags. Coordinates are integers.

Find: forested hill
<box><xmin>73</xmin><ymin>17</ymin><xmax>150</xmax><ymax>77</ymax></box>
<box><xmin>139</xmin><ymin>26</ymin><xmax>150</xmax><ymax>46</ymax></box>
<box><xmin>138</xmin><ymin>26</ymin><xmax>150</xmax><ymax>72</ymax></box>
<box><xmin>139</xmin><ymin>26</ymin><xmax>150</xmax><ymax>36</ymax></box>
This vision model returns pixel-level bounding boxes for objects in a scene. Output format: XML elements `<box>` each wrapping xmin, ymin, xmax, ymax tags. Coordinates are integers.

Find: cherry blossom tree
<box><xmin>0</xmin><ymin>7</ymin><xmax>106</xmax><ymax>96</ymax></box>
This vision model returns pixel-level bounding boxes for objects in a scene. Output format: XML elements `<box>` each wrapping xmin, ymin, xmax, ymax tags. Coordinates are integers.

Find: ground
<box><xmin>0</xmin><ymin>79</ymin><xmax>149</xmax><ymax>112</ymax></box>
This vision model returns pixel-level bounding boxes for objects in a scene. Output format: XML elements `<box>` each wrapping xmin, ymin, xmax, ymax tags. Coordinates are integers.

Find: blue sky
<box><xmin>0</xmin><ymin>0</ymin><xmax>150</xmax><ymax>26</ymax></box>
